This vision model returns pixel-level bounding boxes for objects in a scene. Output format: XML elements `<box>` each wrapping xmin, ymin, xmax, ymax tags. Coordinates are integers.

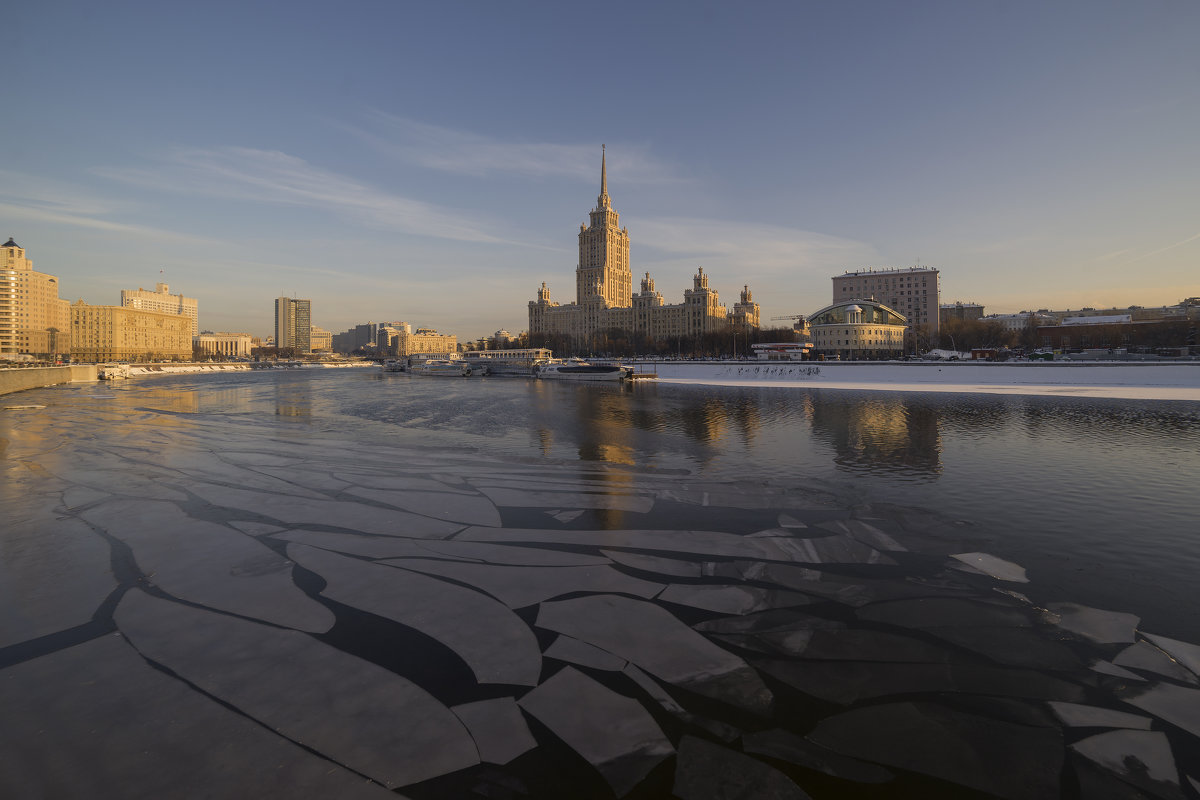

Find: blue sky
<box><xmin>3</xmin><ymin>1</ymin><xmax>1197</xmax><ymax>339</ymax></box>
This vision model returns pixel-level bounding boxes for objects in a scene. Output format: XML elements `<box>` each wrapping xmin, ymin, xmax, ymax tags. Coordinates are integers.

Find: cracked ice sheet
<box><xmin>536</xmin><ymin>594</ymin><xmax>773</xmax><ymax>715</ymax></box>
<box><xmin>0</xmin><ymin>517</ymin><xmax>116</xmax><ymax>648</ymax></box>
<box><xmin>1123</xmin><ymin>683</ymin><xmax>1200</xmax><ymax>738</ymax></box>
<box><xmin>0</xmin><ymin>634</ymin><xmax>395</xmax><ymax>800</ymax></box>
<box><xmin>475</xmin><ymin>486</ymin><xmax>654</xmax><ymax>513</ymax></box>
<box><xmin>1113</xmin><ymin>641</ymin><xmax>1199</xmax><ymax>684</ymax></box>
<box><xmin>382</xmin><ymin>558</ymin><xmax>663</xmax><ymax>608</ymax></box>
<box><xmin>602</xmin><ymin>549</ymin><xmax>703</xmax><ymax>577</ymax></box>
<box><xmin>545</xmin><ymin>634</ymin><xmax>627</xmax><ymax>671</ymax></box>
<box><xmin>79</xmin><ymin>499</ymin><xmax>333</xmax><ymax>633</ymax></box>
<box><xmin>1071</xmin><ymin>730</ymin><xmax>1181</xmax><ymax>795</ymax></box>
<box><xmin>807</xmin><ymin>701</ymin><xmax>1063</xmax><ymax>800</ymax></box>
<box><xmin>451</xmin><ymin>698</ymin><xmax>537</xmax><ymax>765</ymax></box>
<box><xmin>949</xmin><ymin>552</ymin><xmax>1029</xmax><ymax>583</ymax></box>
<box><xmin>518</xmin><ymin>666</ymin><xmax>673</xmax><ymax>797</ymax></box>
<box><xmin>1141</xmin><ymin>632</ymin><xmax>1200</xmax><ymax>677</ymax></box>
<box><xmin>815</xmin><ymin>519</ymin><xmax>908</xmax><ymax>551</ymax></box>
<box><xmin>288</xmin><ymin>544</ymin><xmax>542</xmax><ymax>686</ymax></box>
<box><xmin>344</xmin><ymin>486</ymin><xmax>502</xmax><ymax>527</ymax></box>
<box><xmin>115</xmin><ymin>589</ymin><xmax>478</xmax><ymax>789</ymax></box>
<box><xmin>278</xmin><ymin>530</ymin><xmax>611</xmax><ymax>565</ymax></box>
<box><xmin>673</xmin><ymin>736</ymin><xmax>811</xmax><ymax>800</ymax></box>
<box><xmin>1047</xmin><ymin>701</ymin><xmax>1153</xmax><ymax>730</ymax></box>
<box><xmin>187</xmin><ymin>483</ymin><xmax>463</xmax><ymax>538</ymax></box>
<box><xmin>657</xmin><ymin>583</ymin><xmax>814</xmax><ymax>615</ymax></box>
<box><xmin>455</xmin><ymin>526</ymin><xmax>885</xmax><ymax>564</ymax></box>
<box><xmin>1045</xmin><ymin>602</ymin><xmax>1139</xmax><ymax>644</ymax></box>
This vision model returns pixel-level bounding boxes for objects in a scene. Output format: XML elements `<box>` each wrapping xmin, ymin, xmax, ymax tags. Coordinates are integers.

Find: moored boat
<box><xmin>381</xmin><ymin>359</ymin><xmax>405</xmax><ymax>373</ymax></box>
<box><xmin>409</xmin><ymin>359</ymin><xmax>472</xmax><ymax>377</ymax></box>
<box><xmin>536</xmin><ymin>358</ymin><xmax>631</xmax><ymax>381</ymax></box>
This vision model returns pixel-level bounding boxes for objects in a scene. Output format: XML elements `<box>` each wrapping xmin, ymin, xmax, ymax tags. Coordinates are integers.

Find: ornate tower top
<box><xmin>598</xmin><ymin>144</ymin><xmax>610</xmax><ymax>210</ymax></box>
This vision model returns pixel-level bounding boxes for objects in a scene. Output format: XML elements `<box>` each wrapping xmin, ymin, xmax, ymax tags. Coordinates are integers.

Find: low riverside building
<box><xmin>194</xmin><ymin>331</ymin><xmax>252</xmax><ymax>359</ymax></box>
<box><xmin>380</xmin><ymin>325</ymin><xmax>457</xmax><ymax>357</ymax></box>
<box><xmin>939</xmin><ymin>301</ymin><xmax>984</xmax><ymax>324</ymax></box>
<box><xmin>310</xmin><ymin>326</ymin><xmax>332</xmax><ymax>353</ymax></box>
<box><xmin>121</xmin><ymin>282</ymin><xmax>198</xmax><ymax>336</ymax></box>
<box><xmin>529</xmin><ymin>148</ymin><xmax>760</xmax><ymax>345</ymax></box>
<box><xmin>70</xmin><ymin>300</ymin><xmax>193</xmax><ymax>362</ymax></box>
<box><xmin>1</xmin><ymin>237</ymin><xmax>71</xmax><ymax>360</ymax></box>
<box><xmin>808</xmin><ymin>299</ymin><xmax>908</xmax><ymax>360</ymax></box>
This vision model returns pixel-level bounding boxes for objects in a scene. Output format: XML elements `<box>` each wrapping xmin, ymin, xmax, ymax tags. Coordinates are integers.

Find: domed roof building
<box><xmin>808</xmin><ymin>298</ymin><xmax>908</xmax><ymax>360</ymax></box>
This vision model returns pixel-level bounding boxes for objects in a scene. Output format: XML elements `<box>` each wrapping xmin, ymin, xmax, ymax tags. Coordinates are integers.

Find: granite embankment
<box><xmin>0</xmin><ymin>365</ymin><xmax>98</xmax><ymax>397</ymax></box>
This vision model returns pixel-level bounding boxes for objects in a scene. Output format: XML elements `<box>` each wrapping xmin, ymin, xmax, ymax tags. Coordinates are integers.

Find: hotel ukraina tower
<box><xmin>529</xmin><ymin>149</ymin><xmax>760</xmax><ymax>342</ymax></box>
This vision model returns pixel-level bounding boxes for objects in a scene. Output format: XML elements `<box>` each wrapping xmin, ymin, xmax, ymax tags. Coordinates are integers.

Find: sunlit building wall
<box><xmin>833</xmin><ymin>267</ymin><xmax>940</xmax><ymax>336</ymax></box>
<box><xmin>809</xmin><ymin>299</ymin><xmax>908</xmax><ymax>360</ymax></box>
<box><xmin>70</xmin><ymin>301</ymin><xmax>193</xmax><ymax>362</ymax></box>
<box><xmin>194</xmin><ymin>332</ymin><xmax>252</xmax><ymax>358</ymax></box>
<box><xmin>1</xmin><ymin>237</ymin><xmax>71</xmax><ymax>358</ymax></box>
<box><xmin>121</xmin><ymin>282</ymin><xmax>198</xmax><ymax>336</ymax></box>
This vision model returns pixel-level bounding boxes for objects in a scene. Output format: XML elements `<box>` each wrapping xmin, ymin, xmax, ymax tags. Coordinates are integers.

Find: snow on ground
<box><xmin>646</xmin><ymin>361</ymin><xmax>1200</xmax><ymax>401</ymax></box>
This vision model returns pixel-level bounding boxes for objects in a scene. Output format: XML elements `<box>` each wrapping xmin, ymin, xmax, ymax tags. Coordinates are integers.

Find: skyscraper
<box><xmin>275</xmin><ymin>297</ymin><xmax>312</xmax><ymax>353</ymax></box>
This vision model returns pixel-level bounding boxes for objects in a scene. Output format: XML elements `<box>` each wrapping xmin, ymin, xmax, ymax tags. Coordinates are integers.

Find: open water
<box><xmin>238</xmin><ymin>367</ymin><xmax>1195</xmax><ymax>640</ymax></box>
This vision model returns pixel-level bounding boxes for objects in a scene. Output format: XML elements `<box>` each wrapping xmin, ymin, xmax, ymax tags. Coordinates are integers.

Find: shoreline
<box><xmin>645</xmin><ymin>360</ymin><xmax>1200</xmax><ymax>401</ymax></box>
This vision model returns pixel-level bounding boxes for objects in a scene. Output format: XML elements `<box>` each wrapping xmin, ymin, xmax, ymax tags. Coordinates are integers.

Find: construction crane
<box><xmin>770</xmin><ymin>314</ymin><xmax>807</xmax><ymax>329</ymax></box>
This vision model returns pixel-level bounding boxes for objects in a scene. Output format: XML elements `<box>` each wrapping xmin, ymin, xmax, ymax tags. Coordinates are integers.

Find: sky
<box><xmin>3</xmin><ymin>1</ymin><xmax>1198</xmax><ymax>340</ymax></box>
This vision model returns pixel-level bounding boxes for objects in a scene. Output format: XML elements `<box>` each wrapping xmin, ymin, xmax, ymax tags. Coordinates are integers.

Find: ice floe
<box><xmin>672</xmin><ymin>736</ymin><xmax>810</xmax><ymax>800</ymax></box>
<box><xmin>949</xmin><ymin>551</ymin><xmax>1029</xmax><ymax>583</ymax></box>
<box><xmin>288</xmin><ymin>544</ymin><xmax>543</xmax><ymax>686</ymax></box>
<box><xmin>80</xmin><ymin>499</ymin><xmax>333</xmax><ymax>633</ymax></box>
<box><xmin>114</xmin><ymin>589</ymin><xmax>479</xmax><ymax>789</ymax></box>
<box><xmin>451</xmin><ymin>698</ymin><xmax>537</xmax><ymax>765</ymax></box>
<box><xmin>536</xmin><ymin>594</ymin><xmax>773</xmax><ymax>715</ymax></box>
<box><xmin>518</xmin><ymin>666</ymin><xmax>673</xmax><ymax>797</ymax></box>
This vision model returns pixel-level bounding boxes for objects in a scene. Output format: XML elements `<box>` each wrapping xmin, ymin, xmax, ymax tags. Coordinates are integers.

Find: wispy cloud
<box><xmin>94</xmin><ymin>147</ymin><xmax>527</xmax><ymax>245</ymax></box>
<box><xmin>1129</xmin><ymin>231</ymin><xmax>1200</xmax><ymax>263</ymax></box>
<box><xmin>635</xmin><ymin>217</ymin><xmax>878</xmax><ymax>279</ymax></box>
<box><xmin>0</xmin><ymin>199</ymin><xmax>216</xmax><ymax>247</ymax></box>
<box><xmin>349</xmin><ymin>112</ymin><xmax>683</xmax><ymax>184</ymax></box>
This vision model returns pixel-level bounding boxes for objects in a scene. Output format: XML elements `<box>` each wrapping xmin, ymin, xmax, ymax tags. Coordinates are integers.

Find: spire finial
<box><xmin>599</xmin><ymin>144</ymin><xmax>608</xmax><ymax>206</ymax></box>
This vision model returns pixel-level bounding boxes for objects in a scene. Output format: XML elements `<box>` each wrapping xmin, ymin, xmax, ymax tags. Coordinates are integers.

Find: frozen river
<box><xmin>2</xmin><ymin>367</ymin><xmax>1199</xmax><ymax>799</ymax></box>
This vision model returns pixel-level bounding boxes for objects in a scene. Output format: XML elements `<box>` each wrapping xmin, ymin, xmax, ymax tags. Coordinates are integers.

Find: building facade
<box><xmin>529</xmin><ymin>149</ymin><xmax>759</xmax><ymax>345</ymax></box>
<box><xmin>194</xmin><ymin>332</ymin><xmax>252</xmax><ymax>359</ymax></box>
<box><xmin>379</xmin><ymin>326</ymin><xmax>457</xmax><ymax>357</ymax></box>
<box><xmin>808</xmin><ymin>299</ymin><xmax>908</xmax><ymax>360</ymax></box>
<box><xmin>1</xmin><ymin>238</ymin><xmax>71</xmax><ymax>359</ymax></box>
<box><xmin>832</xmin><ymin>266</ymin><xmax>940</xmax><ymax>336</ymax></box>
<box><xmin>121</xmin><ymin>282</ymin><xmax>198</xmax><ymax>336</ymax></box>
<box><xmin>939</xmin><ymin>301</ymin><xmax>984</xmax><ymax>324</ymax></box>
<box><xmin>274</xmin><ymin>297</ymin><xmax>312</xmax><ymax>353</ymax></box>
<box><xmin>310</xmin><ymin>326</ymin><xmax>332</xmax><ymax>353</ymax></box>
<box><xmin>70</xmin><ymin>301</ymin><xmax>193</xmax><ymax>362</ymax></box>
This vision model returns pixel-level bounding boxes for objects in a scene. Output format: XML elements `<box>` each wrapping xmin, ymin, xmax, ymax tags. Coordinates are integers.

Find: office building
<box><xmin>122</xmin><ymin>282</ymin><xmax>198</xmax><ymax>336</ymax></box>
<box><xmin>275</xmin><ymin>297</ymin><xmax>312</xmax><ymax>353</ymax></box>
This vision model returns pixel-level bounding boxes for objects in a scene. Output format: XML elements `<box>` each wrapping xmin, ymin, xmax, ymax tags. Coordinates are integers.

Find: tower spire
<box><xmin>598</xmin><ymin>144</ymin><xmax>609</xmax><ymax>209</ymax></box>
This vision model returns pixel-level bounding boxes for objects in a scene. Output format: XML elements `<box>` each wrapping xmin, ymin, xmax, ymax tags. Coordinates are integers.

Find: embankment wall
<box><xmin>0</xmin><ymin>366</ymin><xmax>98</xmax><ymax>397</ymax></box>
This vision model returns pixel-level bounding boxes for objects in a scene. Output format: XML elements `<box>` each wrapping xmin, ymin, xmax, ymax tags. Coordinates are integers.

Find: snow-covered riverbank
<box><xmin>645</xmin><ymin>360</ymin><xmax>1200</xmax><ymax>400</ymax></box>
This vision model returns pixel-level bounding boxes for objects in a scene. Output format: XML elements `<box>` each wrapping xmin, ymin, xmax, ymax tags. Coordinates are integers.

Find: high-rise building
<box><xmin>529</xmin><ymin>149</ymin><xmax>759</xmax><ymax>343</ymax></box>
<box><xmin>832</xmin><ymin>266</ymin><xmax>941</xmax><ymax>336</ymax></box>
<box><xmin>121</xmin><ymin>282</ymin><xmax>198</xmax><ymax>336</ymax></box>
<box><xmin>1</xmin><ymin>237</ymin><xmax>71</xmax><ymax>359</ymax></box>
<box><xmin>274</xmin><ymin>297</ymin><xmax>312</xmax><ymax>353</ymax></box>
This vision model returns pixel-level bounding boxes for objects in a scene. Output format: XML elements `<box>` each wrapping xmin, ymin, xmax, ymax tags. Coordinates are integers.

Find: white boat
<box><xmin>381</xmin><ymin>359</ymin><xmax>405</xmax><ymax>372</ymax></box>
<box><xmin>409</xmin><ymin>359</ymin><xmax>472</xmax><ymax>377</ymax></box>
<box><xmin>98</xmin><ymin>363</ymin><xmax>131</xmax><ymax>380</ymax></box>
<box><xmin>536</xmin><ymin>358</ymin><xmax>631</xmax><ymax>381</ymax></box>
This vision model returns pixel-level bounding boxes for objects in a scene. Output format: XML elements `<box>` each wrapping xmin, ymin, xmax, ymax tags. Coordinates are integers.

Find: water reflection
<box><xmin>808</xmin><ymin>394</ymin><xmax>942</xmax><ymax>477</ymax></box>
